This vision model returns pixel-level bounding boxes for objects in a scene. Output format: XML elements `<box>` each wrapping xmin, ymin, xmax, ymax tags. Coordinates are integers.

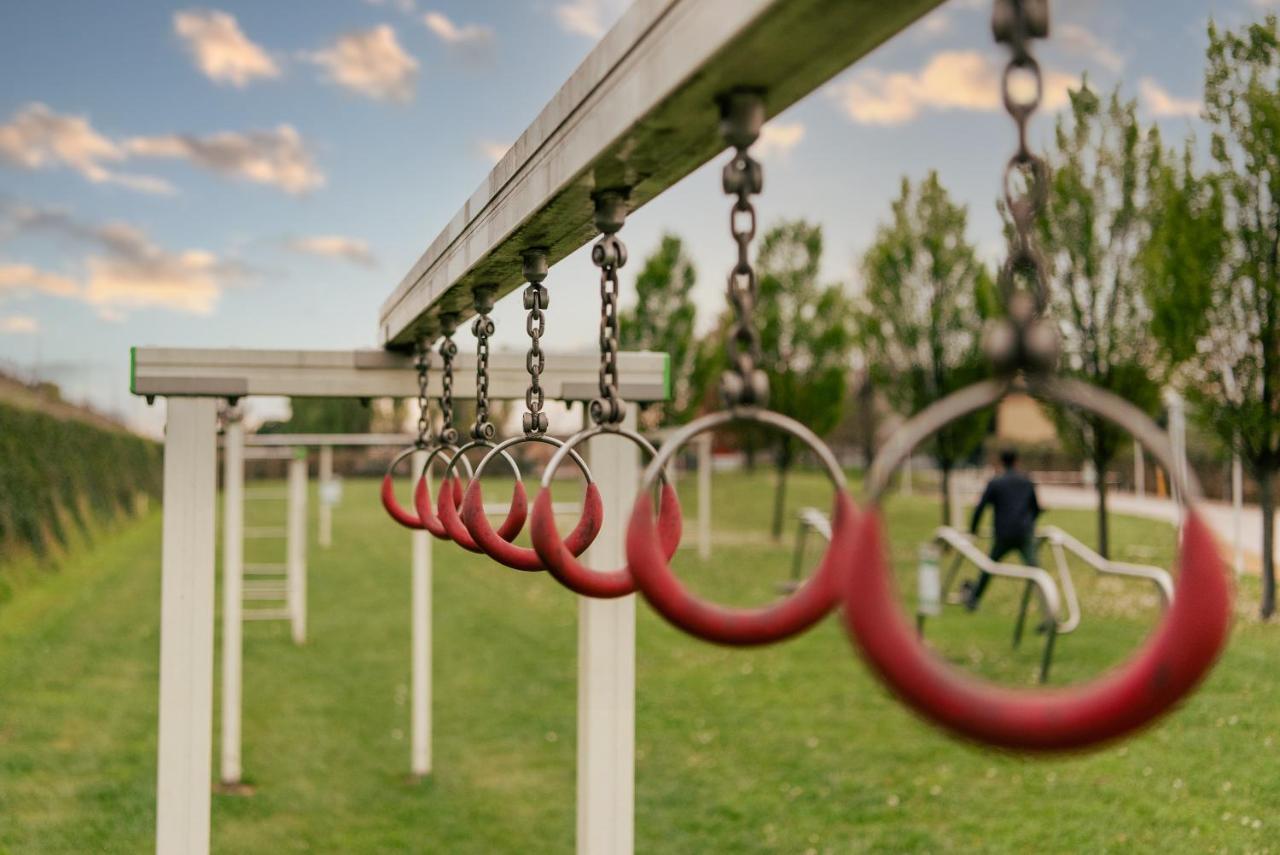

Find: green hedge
<box><xmin>0</xmin><ymin>402</ymin><xmax>161</xmax><ymax>560</ymax></box>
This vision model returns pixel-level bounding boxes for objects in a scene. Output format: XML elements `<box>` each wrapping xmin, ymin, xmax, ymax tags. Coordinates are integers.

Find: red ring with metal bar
<box><xmin>427</xmin><ymin>439</ymin><xmax>527</xmax><ymax>554</ymax></box>
<box><xmin>623</xmin><ymin>409</ymin><xmax>855</xmax><ymax>645</ymax></box>
<box><xmin>531</xmin><ymin>426</ymin><xmax>683</xmax><ymax>597</ymax></box>
<box><xmin>459</xmin><ymin>434</ymin><xmax>603</xmax><ymax>571</ymax></box>
<box><xmin>535</xmin><ymin>483</ymin><xmax>681</xmax><ymax>597</ymax></box>
<box><xmin>463</xmin><ymin>480</ymin><xmax>603</xmax><ymax>572</ymax></box>
<box><xmin>840</xmin><ymin>377</ymin><xmax>1233</xmax><ymax>751</ymax></box>
<box><xmin>629</xmin><ymin>488</ymin><xmax>854</xmax><ymax>644</ymax></box>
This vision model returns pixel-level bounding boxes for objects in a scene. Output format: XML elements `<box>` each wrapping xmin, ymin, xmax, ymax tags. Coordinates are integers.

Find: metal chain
<box><xmin>590</xmin><ymin>191</ymin><xmax>628</xmax><ymax>425</ymax></box>
<box><xmin>437</xmin><ymin>313</ymin><xmax>459</xmax><ymax>446</ymax></box>
<box><xmin>522</xmin><ymin>251</ymin><xmax>550</xmax><ymax>435</ymax></box>
<box><xmin>993</xmin><ymin>0</ymin><xmax>1051</xmax><ymax>315</ymax></box>
<box><xmin>471</xmin><ymin>285</ymin><xmax>498</xmax><ymax>441</ymax></box>
<box><xmin>414</xmin><ymin>338</ymin><xmax>432</xmax><ymax>449</ymax></box>
<box><xmin>719</xmin><ymin>91</ymin><xmax>769</xmax><ymax>408</ymax></box>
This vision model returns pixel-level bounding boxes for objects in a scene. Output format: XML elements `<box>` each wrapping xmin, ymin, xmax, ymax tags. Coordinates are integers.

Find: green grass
<box><xmin>0</xmin><ymin>469</ymin><xmax>1275</xmax><ymax>853</ymax></box>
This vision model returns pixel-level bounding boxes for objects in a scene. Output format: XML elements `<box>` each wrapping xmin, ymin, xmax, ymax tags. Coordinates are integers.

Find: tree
<box><xmin>261</xmin><ymin>398</ymin><xmax>372</xmax><ymax>435</ymax></box>
<box><xmin>857</xmin><ymin>172</ymin><xmax>995</xmax><ymax>526</ymax></box>
<box><xmin>710</xmin><ymin>220</ymin><xmax>854</xmax><ymax>538</ymax></box>
<box><xmin>618</xmin><ymin>234</ymin><xmax>706</xmax><ymax>428</ymax></box>
<box><xmin>1033</xmin><ymin>82</ymin><xmax>1165</xmax><ymax>559</ymax></box>
<box><xmin>1147</xmin><ymin>16</ymin><xmax>1280</xmax><ymax>617</ymax></box>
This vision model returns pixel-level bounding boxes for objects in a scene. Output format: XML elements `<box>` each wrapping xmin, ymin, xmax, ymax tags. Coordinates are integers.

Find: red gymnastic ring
<box><xmin>841</xmin><ymin>377</ymin><xmax>1233</xmax><ymax>751</ymax></box>
<box><xmin>461</xmin><ymin>435</ymin><xmax>603</xmax><ymax>572</ymax></box>
<box><xmin>381</xmin><ymin>445</ymin><xmax>467</xmax><ymax>531</ymax></box>
<box><xmin>625</xmin><ymin>409</ymin><xmax>858</xmax><ymax>645</ymax></box>
<box><xmin>531</xmin><ymin>426</ymin><xmax>683</xmax><ymax>598</ymax></box>
<box><xmin>428</xmin><ymin>439</ymin><xmax>527</xmax><ymax>554</ymax></box>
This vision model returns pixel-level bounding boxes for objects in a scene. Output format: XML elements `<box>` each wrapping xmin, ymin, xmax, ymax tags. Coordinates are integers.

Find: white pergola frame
<box><xmin>139</xmin><ymin>348</ymin><xmax>667</xmax><ymax>854</ymax></box>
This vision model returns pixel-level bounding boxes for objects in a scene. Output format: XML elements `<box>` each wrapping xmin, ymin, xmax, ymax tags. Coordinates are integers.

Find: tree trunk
<box><xmin>1095</xmin><ymin>452</ymin><xmax>1110</xmax><ymax>560</ymax></box>
<box><xmin>771</xmin><ymin>437</ymin><xmax>794</xmax><ymax>541</ymax></box>
<box><xmin>858</xmin><ymin>378</ymin><xmax>877</xmax><ymax>468</ymax></box>
<box><xmin>1260</xmin><ymin>466</ymin><xmax>1275</xmax><ymax>620</ymax></box>
<box><xmin>940</xmin><ymin>463</ymin><xmax>953</xmax><ymax>528</ymax></box>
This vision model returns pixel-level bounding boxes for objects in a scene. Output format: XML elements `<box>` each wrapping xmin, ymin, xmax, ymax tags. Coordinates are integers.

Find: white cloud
<box><xmin>476</xmin><ymin>139</ymin><xmax>510</xmax><ymax>164</ymax></box>
<box><xmin>1139</xmin><ymin>78</ymin><xmax>1202</xmax><ymax>119</ymax></box>
<box><xmin>0</xmin><ymin>262</ymin><xmax>79</xmax><ymax>298</ymax></box>
<box><xmin>0</xmin><ymin>206</ymin><xmax>244</xmax><ymax>316</ymax></box>
<box><xmin>84</xmin><ymin>246</ymin><xmax>223</xmax><ymax>315</ymax></box>
<box><xmin>126</xmin><ymin>125</ymin><xmax>324</xmax><ymax>194</ymax></box>
<box><xmin>423</xmin><ymin>11</ymin><xmax>492</xmax><ymax>45</ymax></box>
<box><xmin>308</xmin><ymin>25</ymin><xmax>418</xmax><ymax>102</ymax></box>
<box><xmin>286</xmin><ymin>235</ymin><xmax>377</xmax><ymax>267</ymax></box>
<box><xmin>828</xmin><ymin>51</ymin><xmax>1074</xmax><ymax>126</ymax></box>
<box><xmin>755</xmin><ymin>122</ymin><xmax>806</xmax><ymax>159</ymax></box>
<box><xmin>0</xmin><ymin>103</ymin><xmax>173</xmax><ymax>194</ymax></box>
<box><xmin>0</xmin><ymin>314</ymin><xmax>38</xmax><ymax>333</ymax></box>
<box><xmin>1058</xmin><ymin>23</ymin><xmax>1124</xmax><ymax>73</ymax></box>
<box><xmin>554</xmin><ymin>0</ymin><xmax>628</xmax><ymax>39</ymax></box>
<box><xmin>173</xmin><ymin>9</ymin><xmax>280</xmax><ymax>87</ymax></box>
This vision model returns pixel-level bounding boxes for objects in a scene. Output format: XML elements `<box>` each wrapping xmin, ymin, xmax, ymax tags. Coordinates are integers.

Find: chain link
<box><xmin>437</xmin><ymin>313</ymin><xmax>459</xmax><ymax>446</ymax></box>
<box><xmin>589</xmin><ymin>192</ymin><xmax>628</xmax><ymax>425</ymax></box>
<box><xmin>522</xmin><ymin>251</ymin><xmax>550</xmax><ymax>435</ymax></box>
<box><xmin>719</xmin><ymin>91</ymin><xmax>769</xmax><ymax>408</ymax></box>
<box><xmin>471</xmin><ymin>286</ymin><xmax>498</xmax><ymax>441</ymax></box>
<box><xmin>414</xmin><ymin>338</ymin><xmax>432</xmax><ymax>448</ymax></box>
<box><xmin>993</xmin><ymin>0</ymin><xmax>1051</xmax><ymax>315</ymax></box>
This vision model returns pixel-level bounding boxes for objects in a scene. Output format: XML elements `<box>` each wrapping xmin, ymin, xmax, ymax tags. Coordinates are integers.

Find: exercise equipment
<box><xmin>461</xmin><ymin>250</ymin><xmax>604</xmax><ymax>571</ymax></box>
<box><xmin>624</xmin><ymin>94</ymin><xmax>858</xmax><ymax>646</ymax></box>
<box><xmin>381</xmin><ymin>338</ymin><xmax>472</xmax><ymax>535</ymax></box>
<box><xmin>840</xmin><ymin>0</ymin><xmax>1232</xmax><ymax>751</ymax></box>
<box><xmin>432</xmin><ymin>287</ymin><xmax>531</xmax><ymax>553</ymax></box>
<box><xmin>531</xmin><ymin>193</ymin><xmax>684</xmax><ymax>597</ymax></box>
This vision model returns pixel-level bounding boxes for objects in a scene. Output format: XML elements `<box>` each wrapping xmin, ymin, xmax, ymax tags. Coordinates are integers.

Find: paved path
<box><xmin>1034</xmin><ymin>485</ymin><xmax>1274</xmax><ymax>573</ymax></box>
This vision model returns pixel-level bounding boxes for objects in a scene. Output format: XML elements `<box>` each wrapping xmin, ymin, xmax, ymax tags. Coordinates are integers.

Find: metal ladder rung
<box><xmin>243</xmin><ymin>591</ymin><xmax>288</xmax><ymax>601</ymax></box>
<box><xmin>243</xmin><ymin>580</ymin><xmax>287</xmax><ymax>593</ymax></box>
<box><xmin>243</xmin><ymin>608</ymin><xmax>291</xmax><ymax>621</ymax></box>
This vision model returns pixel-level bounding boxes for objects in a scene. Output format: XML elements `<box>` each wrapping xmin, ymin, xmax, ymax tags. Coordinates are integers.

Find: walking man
<box><xmin>961</xmin><ymin>448</ymin><xmax>1042</xmax><ymax>610</ymax></box>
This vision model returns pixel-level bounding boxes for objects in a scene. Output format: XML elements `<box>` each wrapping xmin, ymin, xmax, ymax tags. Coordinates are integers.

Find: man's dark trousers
<box><xmin>969</xmin><ymin>532</ymin><xmax>1039</xmax><ymax>603</ymax></box>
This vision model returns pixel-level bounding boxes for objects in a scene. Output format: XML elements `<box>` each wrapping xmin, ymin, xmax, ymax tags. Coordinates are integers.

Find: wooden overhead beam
<box><xmin>131</xmin><ymin>347</ymin><xmax>670</xmax><ymax>402</ymax></box>
<box><xmin>377</xmin><ymin>0</ymin><xmax>946</xmax><ymax>347</ymax></box>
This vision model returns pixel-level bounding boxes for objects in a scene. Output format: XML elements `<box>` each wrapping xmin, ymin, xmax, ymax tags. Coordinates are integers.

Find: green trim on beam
<box><xmin>129</xmin><ymin>347</ymin><xmax>137</xmax><ymax>395</ymax></box>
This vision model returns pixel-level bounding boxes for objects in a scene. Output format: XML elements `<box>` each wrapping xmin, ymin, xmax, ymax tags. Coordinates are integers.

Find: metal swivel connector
<box><xmin>983</xmin><ymin>291</ymin><xmax>1060</xmax><ymax>376</ymax></box>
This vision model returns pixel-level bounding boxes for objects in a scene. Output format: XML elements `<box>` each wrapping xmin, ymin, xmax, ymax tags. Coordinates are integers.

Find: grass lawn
<box><xmin>0</xmin><ymin>468</ymin><xmax>1275</xmax><ymax>853</ymax></box>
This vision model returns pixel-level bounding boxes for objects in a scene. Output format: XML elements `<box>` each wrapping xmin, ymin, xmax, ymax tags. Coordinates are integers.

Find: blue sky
<box><xmin>0</xmin><ymin>0</ymin><xmax>1271</xmax><ymax>434</ymax></box>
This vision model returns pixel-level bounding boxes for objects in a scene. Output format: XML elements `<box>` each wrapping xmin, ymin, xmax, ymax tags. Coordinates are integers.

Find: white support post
<box><xmin>577</xmin><ymin>408</ymin><xmax>638</xmax><ymax>855</ymax></box>
<box><xmin>1167</xmin><ymin>391</ymin><xmax>1188</xmax><ymax>510</ymax></box>
<box><xmin>1233</xmin><ymin>451</ymin><xmax>1245</xmax><ymax>577</ymax></box>
<box><xmin>410</xmin><ymin>449</ymin><xmax>432</xmax><ymax>778</ymax></box>
<box><xmin>1134</xmin><ymin>438</ymin><xmax>1145</xmax><ymax>497</ymax></box>
<box><xmin>287</xmin><ymin>452</ymin><xmax>308</xmax><ymax>645</ymax></box>
<box><xmin>155</xmin><ymin>397</ymin><xmax>218</xmax><ymax>855</ymax></box>
<box><xmin>318</xmin><ymin>445</ymin><xmax>334</xmax><ymax>549</ymax></box>
<box><xmin>696</xmin><ymin>432</ymin><xmax>712</xmax><ymax>562</ymax></box>
<box><xmin>220</xmin><ymin>417</ymin><xmax>244</xmax><ymax>786</ymax></box>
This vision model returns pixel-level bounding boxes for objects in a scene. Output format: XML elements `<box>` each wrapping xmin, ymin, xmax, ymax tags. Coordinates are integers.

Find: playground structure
<box><xmin>132</xmin><ymin>1</ymin><xmax>1233</xmax><ymax>853</ymax></box>
<box><xmin>217</xmin><ymin>428</ymin><xmax>425</xmax><ymax>788</ymax></box>
<box><xmin>788</xmin><ymin>511</ymin><xmax>1174</xmax><ymax>684</ymax></box>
